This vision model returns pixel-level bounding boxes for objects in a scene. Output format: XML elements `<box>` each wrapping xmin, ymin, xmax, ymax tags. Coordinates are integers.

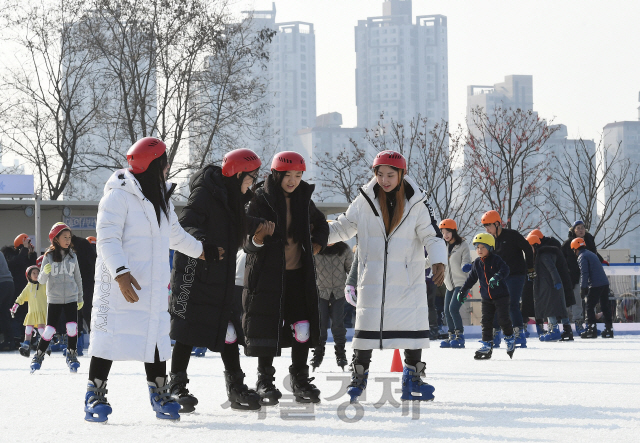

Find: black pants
<box><xmin>586</xmin><ymin>285</ymin><xmax>613</xmax><ymax>326</ymax></box>
<box><xmin>482</xmin><ymin>297</ymin><xmax>514</xmax><ymax>342</ymax></box>
<box><xmin>89</xmin><ymin>347</ymin><xmax>165</xmax><ymax>383</ymax></box>
<box><xmin>258</xmin><ymin>338</ymin><xmax>309</xmax><ymax>371</ymax></box>
<box><xmin>318</xmin><ymin>293</ymin><xmax>347</xmax><ymax>347</ymax></box>
<box><xmin>0</xmin><ymin>281</ymin><xmax>15</xmax><ymax>347</ymax></box>
<box><xmin>352</xmin><ymin>349</ymin><xmax>422</xmax><ymax>371</ymax></box>
<box><xmin>426</xmin><ymin>281</ymin><xmax>437</xmax><ymax>331</ymax></box>
<box><xmin>37</xmin><ymin>302</ymin><xmax>78</xmax><ymax>352</ymax></box>
<box><xmin>171</xmin><ymin>340</ymin><xmax>242</xmax><ymax>374</ymax></box>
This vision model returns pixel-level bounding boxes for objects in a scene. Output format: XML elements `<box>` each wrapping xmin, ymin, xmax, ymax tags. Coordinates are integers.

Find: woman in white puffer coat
<box><xmin>84</xmin><ymin>137</ymin><xmax>204</xmax><ymax>424</ymax></box>
<box><xmin>328</xmin><ymin>150</ymin><xmax>447</xmax><ymax>404</ymax></box>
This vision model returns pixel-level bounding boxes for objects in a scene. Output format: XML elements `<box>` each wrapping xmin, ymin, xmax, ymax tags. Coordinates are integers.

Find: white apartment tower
<box><xmin>355</xmin><ymin>0</ymin><xmax>449</xmax><ymax>129</ymax></box>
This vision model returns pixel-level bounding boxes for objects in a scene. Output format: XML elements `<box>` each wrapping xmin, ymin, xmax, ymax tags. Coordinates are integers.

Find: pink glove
<box><xmin>9</xmin><ymin>303</ymin><xmax>19</xmax><ymax>318</ymax></box>
<box><xmin>345</xmin><ymin>285</ymin><xmax>357</xmax><ymax>307</ymax></box>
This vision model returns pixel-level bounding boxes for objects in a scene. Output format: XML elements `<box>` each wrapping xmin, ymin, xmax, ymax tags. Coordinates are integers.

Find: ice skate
<box><xmin>19</xmin><ymin>340</ymin><xmax>31</xmax><ymax>358</ymax></box>
<box><xmin>66</xmin><ymin>349</ymin><xmax>80</xmax><ymax>373</ymax></box>
<box><xmin>309</xmin><ymin>346</ymin><xmax>324</xmax><ymax>371</ymax></box>
<box><xmin>400</xmin><ymin>362</ymin><xmax>435</xmax><ymax>401</ymax></box>
<box><xmin>289</xmin><ymin>365</ymin><xmax>321</xmax><ymax>404</ymax></box>
<box><xmin>437</xmin><ymin>326</ymin><xmax>449</xmax><ymax>340</ymax></box>
<box><xmin>514</xmin><ymin>327</ymin><xmax>527</xmax><ymax>348</ymax></box>
<box><xmin>492</xmin><ymin>329</ymin><xmax>501</xmax><ymax>348</ymax></box>
<box><xmin>148</xmin><ymin>376</ymin><xmax>181</xmax><ymax>420</ymax></box>
<box><xmin>224</xmin><ymin>370</ymin><xmax>261</xmax><ymax>411</ymax></box>
<box><xmin>30</xmin><ymin>350</ymin><xmax>45</xmax><ymax>373</ymax></box>
<box><xmin>440</xmin><ymin>331</ymin><xmax>453</xmax><ymax>348</ymax></box>
<box><xmin>580</xmin><ymin>324</ymin><xmax>598</xmax><ymax>339</ymax></box>
<box><xmin>168</xmin><ymin>371</ymin><xmax>198</xmax><ymax>413</ymax></box>
<box><xmin>191</xmin><ymin>347</ymin><xmax>207</xmax><ymax>357</ymax></box>
<box><xmin>574</xmin><ymin>322</ymin><xmax>586</xmax><ymax>336</ymax></box>
<box><xmin>77</xmin><ymin>332</ymin><xmax>85</xmax><ymax>357</ymax></box>
<box><xmin>560</xmin><ymin>324</ymin><xmax>574</xmax><ymax>341</ymax></box>
<box><xmin>536</xmin><ymin>323</ymin><xmax>546</xmax><ymax>340</ymax></box>
<box><xmin>504</xmin><ymin>334</ymin><xmax>515</xmax><ymax>359</ymax></box>
<box><xmin>474</xmin><ymin>341</ymin><xmax>493</xmax><ymax>360</ymax></box>
<box><xmin>541</xmin><ymin>324</ymin><xmax>561</xmax><ymax>342</ymax></box>
<box><xmin>450</xmin><ymin>330</ymin><xmax>465</xmax><ymax>349</ymax></box>
<box><xmin>256</xmin><ymin>366</ymin><xmax>282</xmax><ymax>406</ymax></box>
<box><xmin>347</xmin><ymin>364</ymin><xmax>368</xmax><ymax>404</ymax></box>
<box><xmin>335</xmin><ymin>344</ymin><xmax>348</xmax><ymax>370</ymax></box>
<box><xmin>84</xmin><ymin>379</ymin><xmax>112</xmax><ymax>423</ymax></box>
<box><xmin>601</xmin><ymin>326</ymin><xmax>614</xmax><ymax>338</ymax></box>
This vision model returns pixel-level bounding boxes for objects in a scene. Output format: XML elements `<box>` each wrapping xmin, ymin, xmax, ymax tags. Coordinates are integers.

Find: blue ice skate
<box><xmin>77</xmin><ymin>332</ymin><xmax>85</xmax><ymax>357</ymax></box>
<box><xmin>504</xmin><ymin>334</ymin><xmax>515</xmax><ymax>359</ymax></box>
<box><xmin>401</xmin><ymin>362</ymin><xmax>435</xmax><ymax>401</ymax></box>
<box><xmin>450</xmin><ymin>330</ymin><xmax>465</xmax><ymax>348</ymax></box>
<box><xmin>474</xmin><ymin>340</ymin><xmax>493</xmax><ymax>360</ymax></box>
<box><xmin>66</xmin><ymin>349</ymin><xmax>80</xmax><ymax>373</ymax></box>
<box><xmin>347</xmin><ymin>364</ymin><xmax>368</xmax><ymax>403</ymax></box>
<box><xmin>524</xmin><ymin>324</ymin><xmax>531</xmax><ymax>338</ymax></box>
<box><xmin>192</xmin><ymin>347</ymin><xmax>207</xmax><ymax>357</ymax></box>
<box><xmin>514</xmin><ymin>327</ymin><xmax>527</xmax><ymax>348</ymax></box>
<box><xmin>84</xmin><ymin>379</ymin><xmax>112</xmax><ymax>423</ymax></box>
<box><xmin>492</xmin><ymin>329</ymin><xmax>501</xmax><ymax>348</ymax></box>
<box><xmin>574</xmin><ymin>322</ymin><xmax>586</xmax><ymax>336</ymax></box>
<box><xmin>30</xmin><ymin>350</ymin><xmax>45</xmax><ymax>373</ymax></box>
<box><xmin>536</xmin><ymin>323</ymin><xmax>546</xmax><ymax>339</ymax></box>
<box><xmin>148</xmin><ymin>376</ymin><xmax>181</xmax><ymax>420</ymax></box>
<box><xmin>50</xmin><ymin>334</ymin><xmax>67</xmax><ymax>352</ymax></box>
<box><xmin>19</xmin><ymin>340</ymin><xmax>31</xmax><ymax>358</ymax></box>
<box><xmin>541</xmin><ymin>324</ymin><xmax>561</xmax><ymax>342</ymax></box>
<box><xmin>440</xmin><ymin>331</ymin><xmax>453</xmax><ymax>348</ymax></box>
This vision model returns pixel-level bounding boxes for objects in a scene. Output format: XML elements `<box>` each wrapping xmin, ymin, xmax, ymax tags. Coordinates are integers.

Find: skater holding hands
<box><xmin>11</xmin><ymin>263</ymin><xmax>47</xmax><ymax>357</ymax></box>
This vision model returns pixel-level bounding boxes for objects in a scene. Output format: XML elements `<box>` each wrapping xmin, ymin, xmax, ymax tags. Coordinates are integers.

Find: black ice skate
<box><xmin>224</xmin><ymin>370</ymin><xmax>261</xmax><ymax>411</ymax></box>
<box><xmin>335</xmin><ymin>344</ymin><xmax>348</xmax><ymax>370</ymax></box>
<box><xmin>289</xmin><ymin>365</ymin><xmax>321</xmax><ymax>403</ymax></box>
<box><xmin>474</xmin><ymin>341</ymin><xmax>493</xmax><ymax>360</ymax></box>
<box><xmin>560</xmin><ymin>324</ymin><xmax>574</xmax><ymax>341</ymax></box>
<box><xmin>601</xmin><ymin>326</ymin><xmax>614</xmax><ymax>338</ymax></box>
<box><xmin>580</xmin><ymin>324</ymin><xmax>598</xmax><ymax>339</ymax></box>
<box><xmin>309</xmin><ymin>346</ymin><xmax>325</xmax><ymax>371</ymax></box>
<box><xmin>256</xmin><ymin>366</ymin><xmax>282</xmax><ymax>406</ymax></box>
<box><xmin>168</xmin><ymin>371</ymin><xmax>198</xmax><ymax>413</ymax></box>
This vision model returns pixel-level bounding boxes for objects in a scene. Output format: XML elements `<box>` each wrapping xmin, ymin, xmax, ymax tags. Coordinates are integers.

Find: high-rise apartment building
<box><xmin>355</xmin><ymin>0</ymin><xmax>448</xmax><ymax>129</ymax></box>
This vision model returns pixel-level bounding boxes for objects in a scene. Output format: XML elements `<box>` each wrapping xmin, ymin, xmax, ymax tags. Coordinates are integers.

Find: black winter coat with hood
<box><xmin>170</xmin><ymin>165</ymin><xmax>262</xmax><ymax>352</ymax></box>
<box><xmin>533</xmin><ymin>245</ymin><xmax>575</xmax><ymax>319</ymax></box>
<box><xmin>1</xmin><ymin>245</ymin><xmax>37</xmax><ymax>298</ymax></box>
<box><xmin>561</xmin><ymin>230</ymin><xmax>603</xmax><ymax>286</ymax></box>
<box><xmin>242</xmin><ymin>175</ymin><xmax>329</xmax><ymax>357</ymax></box>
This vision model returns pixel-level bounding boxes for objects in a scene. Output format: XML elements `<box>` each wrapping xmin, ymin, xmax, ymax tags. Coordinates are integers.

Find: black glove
<box><xmin>580</xmin><ymin>287</ymin><xmax>589</xmax><ymax>297</ymax></box>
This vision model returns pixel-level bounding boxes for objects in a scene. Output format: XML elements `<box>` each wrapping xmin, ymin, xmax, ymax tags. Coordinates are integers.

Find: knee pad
<box><xmin>225</xmin><ymin>322</ymin><xmax>237</xmax><ymax>344</ymax></box>
<box><xmin>291</xmin><ymin>320</ymin><xmax>310</xmax><ymax>343</ymax></box>
<box><xmin>25</xmin><ymin>325</ymin><xmax>34</xmax><ymax>336</ymax></box>
<box><xmin>42</xmin><ymin>325</ymin><xmax>56</xmax><ymax>341</ymax></box>
<box><xmin>66</xmin><ymin>322</ymin><xmax>78</xmax><ymax>337</ymax></box>
<box><xmin>37</xmin><ymin>327</ymin><xmax>45</xmax><ymax>337</ymax></box>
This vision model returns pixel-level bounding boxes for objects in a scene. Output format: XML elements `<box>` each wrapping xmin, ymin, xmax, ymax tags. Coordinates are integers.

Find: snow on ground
<box><xmin>2</xmin><ymin>336</ymin><xmax>640</xmax><ymax>443</ymax></box>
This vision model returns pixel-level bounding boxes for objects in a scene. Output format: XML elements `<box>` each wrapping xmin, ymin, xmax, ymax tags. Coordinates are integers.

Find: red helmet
<box><xmin>481</xmin><ymin>210</ymin><xmax>501</xmax><ymax>225</ymax></box>
<box><xmin>49</xmin><ymin>222</ymin><xmax>71</xmax><ymax>243</ymax></box>
<box><xmin>529</xmin><ymin>229</ymin><xmax>544</xmax><ymax>239</ymax></box>
<box><xmin>222</xmin><ymin>149</ymin><xmax>262</xmax><ymax>177</ymax></box>
<box><xmin>86</xmin><ymin>236</ymin><xmax>97</xmax><ymax>245</ymax></box>
<box><xmin>36</xmin><ymin>255</ymin><xmax>44</xmax><ymax>267</ymax></box>
<box><xmin>126</xmin><ymin>137</ymin><xmax>167</xmax><ymax>174</ymax></box>
<box><xmin>372</xmin><ymin>150</ymin><xmax>406</xmax><ymax>171</ymax></box>
<box><xmin>14</xmin><ymin>233</ymin><xmax>29</xmax><ymax>248</ymax></box>
<box><xmin>25</xmin><ymin>265</ymin><xmax>39</xmax><ymax>282</ymax></box>
<box><xmin>571</xmin><ymin>238</ymin><xmax>586</xmax><ymax>250</ymax></box>
<box><xmin>439</xmin><ymin>219</ymin><xmax>457</xmax><ymax>230</ymax></box>
<box><xmin>271</xmin><ymin>151</ymin><xmax>306</xmax><ymax>172</ymax></box>
<box><xmin>527</xmin><ymin>234</ymin><xmax>541</xmax><ymax>246</ymax></box>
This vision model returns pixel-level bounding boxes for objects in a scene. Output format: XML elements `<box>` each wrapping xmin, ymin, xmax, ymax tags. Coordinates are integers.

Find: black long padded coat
<box><xmin>533</xmin><ymin>245</ymin><xmax>575</xmax><ymax>319</ymax></box>
<box><xmin>169</xmin><ymin>165</ymin><xmax>261</xmax><ymax>352</ymax></box>
<box><xmin>242</xmin><ymin>175</ymin><xmax>329</xmax><ymax>357</ymax></box>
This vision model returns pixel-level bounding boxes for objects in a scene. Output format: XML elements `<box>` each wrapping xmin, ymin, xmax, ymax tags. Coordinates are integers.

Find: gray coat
<box><xmin>314</xmin><ymin>243</ymin><xmax>353</xmax><ymax>300</ymax></box>
<box><xmin>38</xmin><ymin>251</ymin><xmax>83</xmax><ymax>305</ymax></box>
<box><xmin>533</xmin><ymin>246</ymin><xmax>567</xmax><ymax>319</ymax></box>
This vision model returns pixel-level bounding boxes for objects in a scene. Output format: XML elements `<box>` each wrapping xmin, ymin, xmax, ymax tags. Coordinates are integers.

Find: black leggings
<box><xmin>352</xmin><ymin>349</ymin><xmax>422</xmax><ymax>371</ymax></box>
<box><xmin>89</xmin><ymin>347</ymin><xmax>165</xmax><ymax>383</ymax></box>
<box><xmin>258</xmin><ymin>338</ymin><xmax>309</xmax><ymax>371</ymax></box>
<box><xmin>37</xmin><ymin>302</ymin><xmax>78</xmax><ymax>352</ymax></box>
<box><xmin>171</xmin><ymin>341</ymin><xmax>242</xmax><ymax>374</ymax></box>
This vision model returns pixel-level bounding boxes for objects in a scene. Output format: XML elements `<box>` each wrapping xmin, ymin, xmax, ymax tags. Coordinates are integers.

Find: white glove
<box><xmin>345</xmin><ymin>285</ymin><xmax>357</xmax><ymax>307</ymax></box>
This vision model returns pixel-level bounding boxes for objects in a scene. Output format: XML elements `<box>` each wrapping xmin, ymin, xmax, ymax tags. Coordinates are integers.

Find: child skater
<box><xmin>10</xmin><ymin>264</ymin><xmax>47</xmax><ymax>357</ymax></box>
<box><xmin>31</xmin><ymin>223</ymin><xmax>83</xmax><ymax>373</ymax></box>
<box><xmin>459</xmin><ymin>233</ymin><xmax>515</xmax><ymax>360</ymax></box>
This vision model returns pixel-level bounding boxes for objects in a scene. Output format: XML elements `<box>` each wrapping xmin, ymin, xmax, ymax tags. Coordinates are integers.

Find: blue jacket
<box><xmin>460</xmin><ymin>253</ymin><xmax>511</xmax><ymax>300</ymax></box>
<box><xmin>577</xmin><ymin>249</ymin><xmax>609</xmax><ymax>288</ymax></box>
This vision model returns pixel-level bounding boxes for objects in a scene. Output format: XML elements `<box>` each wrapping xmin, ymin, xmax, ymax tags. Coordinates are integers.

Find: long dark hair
<box><xmin>45</xmin><ymin>229</ymin><xmax>75</xmax><ymax>262</ymax></box>
<box><xmin>272</xmin><ymin>170</ymin><xmax>305</xmax><ymax>244</ymax></box>
<box><xmin>443</xmin><ymin>228</ymin><xmax>463</xmax><ymax>246</ymax></box>
<box><xmin>134</xmin><ymin>152</ymin><xmax>169</xmax><ymax>226</ymax></box>
<box><xmin>223</xmin><ymin>170</ymin><xmax>256</xmax><ymax>250</ymax></box>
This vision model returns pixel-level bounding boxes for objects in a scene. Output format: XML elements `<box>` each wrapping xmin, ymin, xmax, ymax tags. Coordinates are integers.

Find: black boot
<box><xmin>334</xmin><ymin>344</ymin><xmax>348</xmax><ymax>370</ymax></box>
<box><xmin>224</xmin><ymin>370</ymin><xmax>261</xmax><ymax>411</ymax></box>
<box><xmin>580</xmin><ymin>323</ymin><xmax>598</xmax><ymax>339</ymax></box>
<box><xmin>560</xmin><ymin>324</ymin><xmax>574</xmax><ymax>341</ymax></box>
<box><xmin>601</xmin><ymin>325</ymin><xmax>614</xmax><ymax>338</ymax></box>
<box><xmin>168</xmin><ymin>371</ymin><xmax>198</xmax><ymax>413</ymax></box>
<box><xmin>289</xmin><ymin>365</ymin><xmax>321</xmax><ymax>403</ymax></box>
<box><xmin>256</xmin><ymin>366</ymin><xmax>282</xmax><ymax>406</ymax></box>
<box><xmin>309</xmin><ymin>346</ymin><xmax>325</xmax><ymax>371</ymax></box>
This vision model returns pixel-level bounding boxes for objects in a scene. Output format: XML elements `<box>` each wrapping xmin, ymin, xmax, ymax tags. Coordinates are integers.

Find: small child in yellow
<box><xmin>10</xmin><ymin>265</ymin><xmax>47</xmax><ymax>357</ymax></box>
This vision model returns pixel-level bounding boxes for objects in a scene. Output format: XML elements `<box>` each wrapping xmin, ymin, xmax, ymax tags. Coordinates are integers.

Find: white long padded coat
<box><xmin>89</xmin><ymin>169</ymin><xmax>203</xmax><ymax>363</ymax></box>
<box><xmin>328</xmin><ymin>175</ymin><xmax>447</xmax><ymax>350</ymax></box>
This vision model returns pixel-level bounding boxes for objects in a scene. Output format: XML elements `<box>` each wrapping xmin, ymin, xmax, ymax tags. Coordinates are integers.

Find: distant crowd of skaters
<box><xmin>0</xmin><ymin>137</ymin><xmax>615</xmax><ymax>424</ymax></box>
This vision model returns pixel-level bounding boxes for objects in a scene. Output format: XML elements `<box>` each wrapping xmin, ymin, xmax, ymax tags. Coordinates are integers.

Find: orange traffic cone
<box><xmin>390</xmin><ymin>349</ymin><xmax>403</xmax><ymax>372</ymax></box>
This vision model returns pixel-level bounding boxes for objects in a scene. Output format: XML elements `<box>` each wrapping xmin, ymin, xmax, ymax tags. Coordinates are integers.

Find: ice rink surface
<box><xmin>2</xmin><ymin>336</ymin><xmax>639</xmax><ymax>443</ymax></box>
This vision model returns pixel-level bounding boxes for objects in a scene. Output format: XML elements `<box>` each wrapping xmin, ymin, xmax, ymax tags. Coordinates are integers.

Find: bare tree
<box><xmin>540</xmin><ymin>137</ymin><xmax>640</xmax><ymax>248</ymax></box>
<box><xmin>313</xmin><ymin>144</ymin><xmax>370</xmax><ymax>203</ymax></box>
<box><xmin>0</xmin><ymin>0</ymin><xmax>103</xmax><ymax>199</ymax></box>
<box><xmin>465</xmin><ymin>106</ymin><xmax>559</xmax><ymax>231</ymax></box>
